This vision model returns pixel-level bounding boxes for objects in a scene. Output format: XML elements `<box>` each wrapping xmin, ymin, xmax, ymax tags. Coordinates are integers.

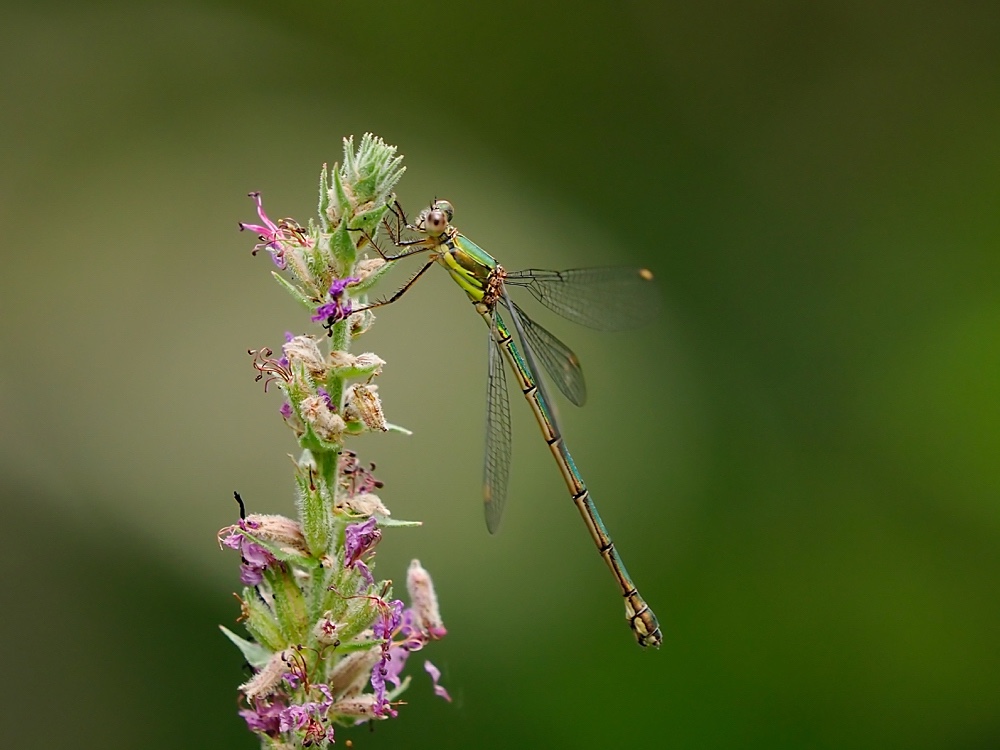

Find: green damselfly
<box><xmin>354</xmin><ymin>200</ymin><xmax>662</xmax><ymax>648</ymax></box>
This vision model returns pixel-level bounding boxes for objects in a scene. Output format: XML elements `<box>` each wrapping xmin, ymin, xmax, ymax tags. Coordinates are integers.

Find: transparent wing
<box><xmin>508</xmin><ymin>299</ymin><xmax>587</xmax><ymax>407</ymax></box>
<box><xmin>483</xmin><ymin>312</ymin><xmax>513</xmax><ymax>534</ymax></box>
<box><xmin>503</xmin><ymin>267</ymin><xmax>660</xmax><ymax>330</ymax></box>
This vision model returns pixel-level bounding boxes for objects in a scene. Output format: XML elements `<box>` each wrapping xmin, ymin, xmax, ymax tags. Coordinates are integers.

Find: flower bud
<box><xmin>282</xmin><ymin>335</ymin><xmax>327</xmax><ymax>379</ymax></box>
<box><xmin>240</xmin><ymin>649</ymin><xmax>292</xmax><ymax>701</ymax></box>
<box><xmin>348</xmin><ymin>309</ymin><xmax>375</xmax><ymax>337</ymax></box>
<box><xmin>328</xmin><ymin>695</ymin><xmax>381</xmax><ymax>718</ymax></box>
<box><xmin>344</xmin><ymin>383</ymin><xmax>387</xmax><ymax>432</ymax></box>
<box><xmin>328</xmin><ymin>351</ymin><xmax>385</xmax><ymax>379</ymax></box>
<box><xmin>407</xmin><ymin>559</ymin><xmax>446</xmax><ymax>640</ymax></box>
<box><xmin>338</xmin><ymin>492</ymin><xmax>390</xmax><ymax>517</ymax></box>
<box><xmin>355</xmin><ymin>257</ymin><xmax>387</xmax><ymax>282</ymax></box>
<box><xmin>300</xmin><ymin>395</ymin><xmax>346</xmax><ymax>443</ymax></box>
<box><xmin>245</xmin><ymin>514</ymin><xmax>309</xmax><ymax>557</ymax></box>
<box><xmin>328</xmin><ymin>650</ymin><xmax>380</xmax><ymax>695</ymax></box>
<box><xmin>312</xmin><ymin>612</ymin><xmax>340</xmax><ymax>645</ymax></box>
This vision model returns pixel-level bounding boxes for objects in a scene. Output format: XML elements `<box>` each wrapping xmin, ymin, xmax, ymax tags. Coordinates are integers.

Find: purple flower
<box><xmin>279</xmin><ymin>704</ymin><xmax>310</xmax><ymax>732</ymax></box>
<box><xmin>360</xmin><ymin>588</ymin><xmax>450</xmax><ymax>720</ymax></box>
<box><xmin>372</xmin><ymin>598</ymin><xmax>404</xmax><ymax>640</ymax></box>
<box><xmin>220</xmin><ymin>517</ymin><xmax>276</xmax><ymax>586</ymax></box>
<box><xmin>279</xmin><ymin>684</ymin><xmax>336</xmax><ymax>745</ymax></box>
<box><xmin>395</xmin><ymin>607</ymin><xmax>420</xmax><ymax>645</ymax></box>
<box><xmin>239</xmin><ymin>698</ymin><xmax>285</xmax><ymax>736</ymax></box>
<box><xmin>339</xmin><ymin>450</ymin><xmax>384</xmax><ymax>496</ymax></box>
<box><xmin>369</xmin><ymin>659</ymin><xmax>396</xmax><ymax>718</ymax></box>
<box><xmin>424</xmin><ymin>660</ymin><xmax>452</xmax><ymax>702</ymax></box>
<box><xmin>369</xmin><ymin>598</ymin><xmax>407</xmax><ymax>717</ymax></box>
<box><xmin>311</xmin><ymin>276</ymin><xmax>359</xmax><ymax>325</ymax></box>
<box><xmin>238</xmin><ymin>543</ymin><xmax>272</xmax><ymax>586</ymax></box>
<box><xmin>282</xmin><ymin>670</ymin><xmax>302</xmax><ymax>690</ymax></box>
<box><xmin>344</xmin><ymin>517</ymin><xmax>381</xmax><ymax>588</ymax></box>
<box><xmin>328</xmin><ymin>276</ymin><xmax>355</xmax><ymax>298</ymax></box>
<box><xmin>369</xmin><ymin>647</ymin><xmax>401</xmax><ymax>719</ymax></box>
<box><xmin>344</xmin><ymin>517</ymin><xmax>381</xmax><ymax>569</ymax></box>
<box><xmin>384</xmin><ymin>642</ymin><xmax>412</xmax><ymax>689</ymax></box>
<box><xmin>239</xmin><ymin>192</ymin><xmax>291</xmax><ymax>270</ymax></box>
<box><xmin>353</xmin><ymin>559</ymin><xmax>374</xmax><ymax>587</ymax></box>
<box><xmin>317</xmin><ymin>387</ymin><xmax>335</xmax><ymax>411</ymax></box>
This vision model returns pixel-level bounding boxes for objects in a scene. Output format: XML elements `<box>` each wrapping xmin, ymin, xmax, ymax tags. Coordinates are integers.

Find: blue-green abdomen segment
<box><xmin>480</xmin><ymin>307</ymin><xmax>662</xmax><ymax>648</ymax></box>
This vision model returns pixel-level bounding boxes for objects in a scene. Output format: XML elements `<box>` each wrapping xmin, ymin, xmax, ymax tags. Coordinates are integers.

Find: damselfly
<box><xmin>351</xmin><ymin>200</ymin><xmax>662</xmax><ymax>648</ymax></box>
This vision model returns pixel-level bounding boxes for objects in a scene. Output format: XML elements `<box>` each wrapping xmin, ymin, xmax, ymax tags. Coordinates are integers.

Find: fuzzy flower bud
<box><xmin>300</xmin><ymin>394</ymin><xmax>346</xmax><ymax>443</ymax></box>
<box><xmin>240</xmin><ymin>649</ymin><xmax>293</xmax><ymax>701</ymax></box>
<box><xmin>328</xmin><ymin>351</ymin><xmax>385</xmax><ymax>379</ymax></box>
<box><xmin>328</xmin><ymin>694</ymin><xmax>381</xmax><ymax>718</ymax></box>
<box><xmin>328</xmin><ymin>650</ymin><xmax>381</xmax><ymax>695</ymax></box>
<box><xmin>312</xmin><ymin>612</ymin><xmax>340</xmax><ymax>646</ymax></box>
<box><xmin>282</xmin><ymin>335</ymin><xmax>328</xmax><ymax>379</ymax></box>
<box><xmin>242</xmin><ymin>514</ymin><xmax>309</xmax><ymax>556</ymax></box>
<box><xmin>338</xmin><ymin>492</ymin><xmax>391</xmax><ymax>517</ymax></box>
<box><xmin>344</xmin><ymin>383</ymin><xmax>387</xmax><ymax>431</ymax></box>
<box><xmin>348</xmin><ymin>308</ymin><xmax>376</xmax><ymax>337</ymax></box>
<box><xmin>354</xmin><ymin>257</ymin><xmax>387</xmax><ymax>283</ymax></box>
<box><xmin>407</xmin><ymin>559</ymin><xmax>447</xmax><ymax>640</ymax></box>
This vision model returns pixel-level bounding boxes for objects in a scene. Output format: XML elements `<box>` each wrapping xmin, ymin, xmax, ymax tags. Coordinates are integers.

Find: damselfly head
<box><xmin>416</xmin><ymin>199</ymin><xmax>454</xmax><ymax>236</ymax></box>
<box><xmin>431</xmin><ymin>199</ymin><xmax>454</xmax><ymax>222</ymax></box>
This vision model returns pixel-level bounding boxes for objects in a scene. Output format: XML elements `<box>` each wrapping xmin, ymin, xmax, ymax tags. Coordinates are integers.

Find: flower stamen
<box><xmin>248</xmin><ymin>347</ymin><xmax>293</xmax><ymax>391</ymax></box>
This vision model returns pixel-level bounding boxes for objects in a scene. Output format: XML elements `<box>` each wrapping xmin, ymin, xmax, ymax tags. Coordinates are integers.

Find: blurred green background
<box><xmin>2</xmin><ymin>1</ymin><xmax>999</xmax><ymax>748</ymax></box>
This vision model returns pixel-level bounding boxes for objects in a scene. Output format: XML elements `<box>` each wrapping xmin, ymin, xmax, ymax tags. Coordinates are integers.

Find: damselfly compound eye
<box><xmin>424</xmin><ymin>204</ymin><xmax>451</xmax><ymax>235</ymax></box>
<box><xmin>432</xmin><ymin>199</ymin><xmax>454</xmax><ymax>222</ymax></box>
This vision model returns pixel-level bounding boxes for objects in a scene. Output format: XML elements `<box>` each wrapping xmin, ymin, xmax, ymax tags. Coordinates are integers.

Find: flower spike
<box><xmin>223</xmin><ymin>135</ymin><xmax>446</xmax><ymax>747</ymax></box>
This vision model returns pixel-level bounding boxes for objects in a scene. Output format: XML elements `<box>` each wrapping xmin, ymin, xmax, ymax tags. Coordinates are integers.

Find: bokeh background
<box><xmin>2</xmin><ymin>2</ymin><xmax>999</xmax><ymax>748</ymax></box>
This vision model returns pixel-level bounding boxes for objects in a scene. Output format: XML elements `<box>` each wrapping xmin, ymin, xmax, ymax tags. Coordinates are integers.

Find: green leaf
<box><xmin>334</xmin><ymin>638</ymin><xmax>381</xmax><ymax>655</ymax></box>
<box><xmin>375</xmin><ymin>515</ymin><xmax>422</xmax><ymax>528</ymax></box>
<box><xmin>349</xmin><ymin>202</ymin><xmax>389</xmax><ymax>238</ymax></box>
<box><xmin>272</xmin><ymin>271</ymin><xmax>314</xmax><ymax>311</ymax></box>
<box><xmin>385</xmin><ymin>674</ymin><xmax>412</xmax><ymax>701</ymax></box>
<box><xmin>330</xmin><ymin>221</ymin><xmax>356</xmax><ymax>268</ymax></box>
<box><xmin>330</xmin><ymin>166</ymin><xmax>352</xmax><ymax>224</ymax></box>
<box><xmin>242</xmin><ymin>594</ymin><xmax>287</xmax><ymax>652</ymax></box>
<box><xmin>317</xmin><ymin>163</ymin><xmax>331</xmax><ymax>233</ymax></box>
<box><xmin>265</xmin><ymin>566</ymin><xmax>310</xmax><ymax>641</ymax></box>
<box><xmin>219</xmin><ymin>625</ymin><xmax>273</xmax><ymax>669</ymax></box>
<box><xmin>327</xmin><ymin>355</ymin><xmax>385</xmax><ymax>381</ymax></box>
<box><xmin>297</xmin><ymin>478</ymin><xmax>331</xmax><ymax>556</ymax></box>
<box><xmin>340</xmin><ymin>135</ymin><xmax>357</xmax><ymax>179</ymax></box>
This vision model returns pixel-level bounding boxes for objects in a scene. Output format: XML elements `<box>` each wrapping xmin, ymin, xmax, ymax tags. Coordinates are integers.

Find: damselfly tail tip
<box><xmin>638</xmin><ymin>626</ymin><xmax>663</xmax><ymax>649</ymax></box>
<box><xmin>627</xmin><ymin>596</ymin><xmax>662</xmax><ymax>648</ymax></box>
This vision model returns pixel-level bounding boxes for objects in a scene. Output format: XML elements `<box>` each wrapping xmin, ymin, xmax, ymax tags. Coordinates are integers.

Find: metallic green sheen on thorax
<box><xmin>436</xmin><ymin>232</ymin><xmax>498</xmax><ymax>301</ymax></box>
